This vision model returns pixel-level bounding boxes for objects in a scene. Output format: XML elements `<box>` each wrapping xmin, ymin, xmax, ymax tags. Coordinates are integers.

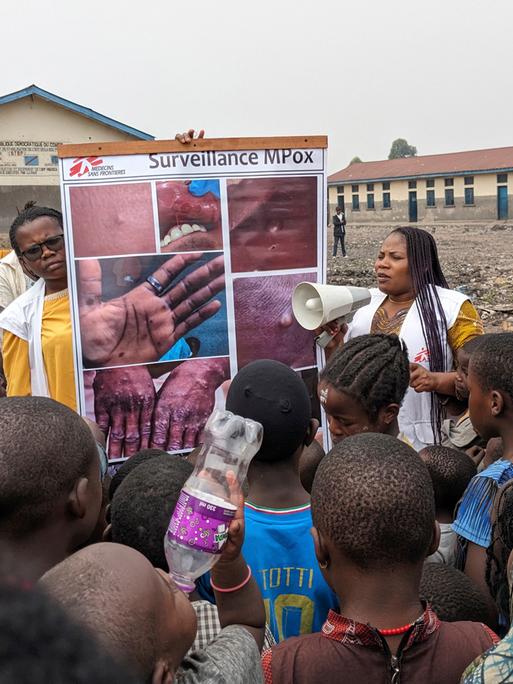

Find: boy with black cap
<box><xmin>225</xmin><ymin>359</ymin><xmax>337</xmax><ymax>642</ymax></box>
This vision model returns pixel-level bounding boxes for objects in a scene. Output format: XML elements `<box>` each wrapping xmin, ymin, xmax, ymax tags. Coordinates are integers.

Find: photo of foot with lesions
<box><xmin>157</xmin><ymin>179</ymin><xmax>223</xmax><ymax>252</ymax></box>
<box><xmin>76</xmin><ymin>252</ymin><xmax>227</xmax><ymax>369</ymax></box>
<box><xmin>84</xmin><ymin>356</ymin><xmax>230</xmax><ymax>457</ymax></box>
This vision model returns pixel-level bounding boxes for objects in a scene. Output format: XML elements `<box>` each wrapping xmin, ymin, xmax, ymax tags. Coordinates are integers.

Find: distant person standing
<box><xmin>332</xmin><ymin>206</ymin><xmax>347</xmax><ymax>257</ymax></box>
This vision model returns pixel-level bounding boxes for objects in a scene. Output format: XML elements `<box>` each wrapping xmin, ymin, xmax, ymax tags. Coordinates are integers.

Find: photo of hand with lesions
<box><xmin>76</xmin><ymin>252</ymin><xmax>227</xmax><ymax>369</ymax></box>
<box><xmin>84</xmin><ymin>357</ymin><xmax>230</xmax><ymax>457</ymax></box>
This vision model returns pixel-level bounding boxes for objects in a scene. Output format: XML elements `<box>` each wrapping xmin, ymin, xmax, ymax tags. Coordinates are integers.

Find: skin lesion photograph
<box><xmin>233</xmin><ymin>272</ymin><xmax>317</xmax><ymax>370</ymax></box>
<box><xmin>156</xmin><ymin>180</ymin><xmax>223</xmax><ymax>252</ymax></box>
<box><xmin>227</xmin><ymin>176</ymin><xmax>318</xmax><ymax>273</ymax></box>
<box><xmin>76</xmin><ymin>252</ymin><xmax>227</xmax><ymax>369</ymax></box>
<box><xmin>69</xmin><ymin>183</ymin><xmax>157</xmax><ymax>257</ymax></box>
<box><xmin>84</xmin><ymin>357</ymin><xmax>230</xmax><ymax>458</ymax></box>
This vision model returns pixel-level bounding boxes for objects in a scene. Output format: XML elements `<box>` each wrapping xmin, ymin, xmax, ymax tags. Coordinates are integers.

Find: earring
<box><xmin>319</xmin><ymin>560</ymin><xmax>328</xmax><ymax>570</ymax></box>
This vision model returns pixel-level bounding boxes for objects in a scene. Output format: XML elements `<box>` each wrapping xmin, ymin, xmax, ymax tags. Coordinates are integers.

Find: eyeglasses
<box><xmin>20</xmin><ymin>234</ymin><xmax>65</xmax><ymax>262</ymax></box>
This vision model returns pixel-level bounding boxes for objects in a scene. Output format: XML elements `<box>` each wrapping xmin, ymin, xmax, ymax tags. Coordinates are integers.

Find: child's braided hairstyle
<box><xmin>320</xmin><ymin>333</ymin><xmax>409</xmax><ymax>420</ymax></box>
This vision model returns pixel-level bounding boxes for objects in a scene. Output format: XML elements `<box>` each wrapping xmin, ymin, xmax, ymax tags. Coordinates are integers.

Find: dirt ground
<box><xmin>327</xmin><ymin>223</ymin><xmax>513</xmax><ymax>332</ymax></box>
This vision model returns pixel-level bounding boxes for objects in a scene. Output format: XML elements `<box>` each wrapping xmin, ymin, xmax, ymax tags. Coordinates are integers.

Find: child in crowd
<box><xmin>420</xmin><ymin>445</ymin><xmax>476</xmax><ymax>566</ymax></box>
<box><xmin>299</xmin><ymin>439</ymin><xmax>325</xmax><ymax>495</ymax></box>
<box><xmin>318</xmin><ymin>333</ymin><xmax>410</xmax><ymax>444</ymax></box>
<box><xmin>299</xmin><ymin>333</ymin><xmax>410</xmax><ymax>496</ymax></box>
<box><xmin>41</xmin><ymin>500</ymin><xmax>265</xmax><ymax>683</ymax></box>
<box><xmin>442</xmin><ymin>337</ymin><xmax>485</xmax><ymax>453</ymax></box>
<box><xmin>485</xmin><ymin>479</ymin><xmax>513</xmax><ymax>627</ymax></box>
<box><xmin>462</xmin><ymin>557</ymin><xmax>513</xmax><ymax>683</ymax></box>
<box><xmin>221</xmin><ymin>359</ymin><xmax>337</xmax><ymax>643</ymax></box>
<box><xmin>420</xmin><ymin>563</ymin><xmax>492</xmax><ymax>626</ymax></box>
<box><xmin>452</xmin><ymin>333</ymin><xmax>513</xmax><ymax>606</ymax></box>
<box><xmin>0</xmin><ymin>396</ymin><xmax>102</xmax><ymax>584</ymax></box>
<box><xmin>0</xmin><ymin>585</ymin><xmax>137</xmax><ymax>683</ymax></box>
<box><xmin>108</xmin><ymin>447</ymin><xmax>167</xmax><ymax>499</ymax></box>
<box><xmin>262</xmin><ymin>433</ymin><xmax>497</xmax><ymax>684</ymax></box>
<box><xmin>109</xmin><ymin>455</ymin><xmax>274</xmax><ymax>651</ymax></box>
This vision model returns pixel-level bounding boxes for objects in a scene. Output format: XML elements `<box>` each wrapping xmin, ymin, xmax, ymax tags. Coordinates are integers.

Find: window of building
<box><xmin>352</xmin><ymin>194</ymin><xmax>360</xmax><ymax>211</ymax></box>
<box><xmin>51</xmin><ymin>155</ymin><xmax>59</xmax><ymax>165</ymax></box>
<box><xmin>336</xmin><ymin>185</ymin><xmax>344</xmax><ymax>194</ymax></box>
<box><xmin>383</xmin><ymin>192</ymin><xmax>391</xmax><ymax>209</ymax></box>
<box><xmin>497</xmin><ymin>173</ymin><xmax>508</xmax><ymax>184</ymax></box>
<box><xmin>445</xmin><ymin>177</ymin><xmax>454</xmax><ymax>187</ymax></box>
<box><xmin>426</xmin><ymin>179</ymin><xmax>435</xmax><ymax>188</ymax></box>
<box><xmin>367</xmin><ymin>193</ymin><xmax>375</xmax><ymax>209</ymax></box>
<box><xmin>24</xmin><ymin>155</ymin><xmax>39</xmax><ymax>166</ymax></box>
<box><xmin>382</xmin><ymin>181</ymin><xmax>390</xmax><ymax>190</ymax></box>
<box><xmin>408</xmin><ymin>180</ymin><xmax>417</xmax><ymax>189</ymax></box>
<box><xmin>352</xmin><ymin>184</ymin><xmax>359</xmax><ymax>193</ymax></box>
<box><xmin>464</xmin><ymin>176</ymin><xmax>474</xmax><ymax>186</ymax></box>
<box><xmin>426</xmin><ymin>190</ymin><xmax>436</xmax><ymax>207</ymax></box>
<box><xmin>445</xmin><ymin>188</ymin><xmax>455</xmax><ymax>206</ymax></box>
<box><xmin>367</xmin><ymin>183</ymin><xmax>374</xmax><ymax>192</ymax></box>
<box><xmin>464</xmin><ymin>187</ymin><xmax>474</xmax><ymax>205</ymax></box>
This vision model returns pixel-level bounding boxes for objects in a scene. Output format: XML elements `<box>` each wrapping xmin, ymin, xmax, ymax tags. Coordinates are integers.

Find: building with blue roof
<box><xmin>0</xmin><ymin>85</ymin><xmax>154</xmax><ymax>231</ymax></box>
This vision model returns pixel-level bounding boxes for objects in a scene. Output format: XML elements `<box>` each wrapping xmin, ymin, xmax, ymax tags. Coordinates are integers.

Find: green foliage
<box><xmin>350</xmin><ymin>156</ymin><xmax>363</xmax><ymax>164</ymax></box>
<box><xmin>388</xmin><ymin>138</ymin><xmax>417</xmax><ymax>159</ymax></box>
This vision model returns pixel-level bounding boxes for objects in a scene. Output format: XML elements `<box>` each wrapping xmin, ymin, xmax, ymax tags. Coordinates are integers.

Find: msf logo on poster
<box><xmin>69</xmin><ymin>157</ymin><xmax>103</xmax><ymax>178</ymax></box>
<box><xmin>68</xmin><ymin>157</ymin><xmax>126</xmax><ymax>179</ymax></box>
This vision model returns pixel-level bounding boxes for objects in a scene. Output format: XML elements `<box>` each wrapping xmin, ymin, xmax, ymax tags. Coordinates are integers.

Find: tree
<box><xmin>349</xmin><ymin>156</ymin><xmax>363</xmax><ymax>164</ymax></box>
<box><xmin>388</xmin><ymin>138</ymin><xmax>417</xmax><ymax>160</ymax></box>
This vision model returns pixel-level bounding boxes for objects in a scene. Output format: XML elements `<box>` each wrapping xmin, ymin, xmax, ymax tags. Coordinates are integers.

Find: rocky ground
<box><xmin>327</xmin><ymin>223</ymin><xmax>513</xmax><ymax>332</ymax></box>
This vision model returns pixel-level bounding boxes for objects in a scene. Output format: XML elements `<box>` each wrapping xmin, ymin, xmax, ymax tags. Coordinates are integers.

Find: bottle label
<box><xmin>167</xmin><ymin>489</ymin><xmax>236</xmax><ymax>555</ymax></box>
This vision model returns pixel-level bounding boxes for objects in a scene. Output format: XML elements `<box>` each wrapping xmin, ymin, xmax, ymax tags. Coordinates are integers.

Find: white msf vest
<box><xmin>0</xmin><ymin>277</ymin><xmax>50</xmax><ymax>397</ymax></box>
<box><xmin>347</xmin><ymin>286</ymin><xmax>468</xmax><ymax>450</ymax></box>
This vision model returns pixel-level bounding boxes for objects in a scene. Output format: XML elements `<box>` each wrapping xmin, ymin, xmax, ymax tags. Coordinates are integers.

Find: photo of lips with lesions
<box><xmin>156</xmin><ymin>179</ymin><xmax>223</xmax><ymax>252</ymax></box>
<box><xmin>83</xmin><ymin>356</ymin><xmax>230</xmax><ymax>458</ymax></box>
<box><xmin>227</xmin><ymin>176</ymin><xmax>318</xmax><ymax>273</ymax></box>
<box><xmin>76</xmin><ymin>252</ymin><xmax>228</xmax><ymax>370</ymax></box>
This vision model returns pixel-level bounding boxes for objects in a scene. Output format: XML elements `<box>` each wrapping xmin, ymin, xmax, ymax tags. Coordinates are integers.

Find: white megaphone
<box><xmin>292</xmin><ymin>282</ymin><xmax>371</xmax><ymax>348</ymax></box>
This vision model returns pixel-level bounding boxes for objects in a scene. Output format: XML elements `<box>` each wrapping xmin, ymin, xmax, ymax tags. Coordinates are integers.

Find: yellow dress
<box><xmin>3</xmin><ymin>289</ymin><xmax>77</xmax><ymax>411</ymax></box>
<box><xmin>371</xmin><ymin>299</ymin><xmax>483</xmax><ymax>353</ymax></box>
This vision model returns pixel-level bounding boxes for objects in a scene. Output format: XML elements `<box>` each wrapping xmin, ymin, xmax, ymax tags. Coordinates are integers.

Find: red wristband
<box><xmin>210</xmin><ymin>565</ymin><xmax>252</xmax><ymax>593</ymax></box>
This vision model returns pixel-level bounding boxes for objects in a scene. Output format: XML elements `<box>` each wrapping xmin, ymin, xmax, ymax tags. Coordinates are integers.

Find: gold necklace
<box><xmin>388</xmin><ymin>295</ymin><xmax>415</xmax><ymax>304</ymax></box>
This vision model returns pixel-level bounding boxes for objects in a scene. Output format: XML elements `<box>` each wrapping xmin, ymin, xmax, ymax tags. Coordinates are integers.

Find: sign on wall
<box><xmin>0</xmin><ymin>141</ymin><xmax>60</xmax><ymax>178</ymax></box>
<box><xmin>58</xmin><ymin>136</ymin><xmax>327</xmax><ymax>459</ymax></box>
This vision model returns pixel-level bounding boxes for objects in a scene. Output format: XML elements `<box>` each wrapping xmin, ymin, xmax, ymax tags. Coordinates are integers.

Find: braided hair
<box><xmin>485</xmin><ymin>479</ymin><xmax>513</xmax><ymax>622</ymax></box>
<box><xmin>9</xmin><ymin>201</ymin><xmax>63</xmax><ymax>255</ymax></box>
<box><xmin>391</xmin><ymin>226</ymin><xmax>449</xmax><ymax>441</ymax></box>
<box><xmin>320</xmin><ymin>333</ymin><xmax>409</xmax><ymax>421</ymax></box>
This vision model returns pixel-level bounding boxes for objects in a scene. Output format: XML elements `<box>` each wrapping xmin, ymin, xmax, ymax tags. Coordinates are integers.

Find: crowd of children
<box><xmin>1</xmin><ymin>231</ymin><xmax>513</xmax><ymax>681</ymax></box>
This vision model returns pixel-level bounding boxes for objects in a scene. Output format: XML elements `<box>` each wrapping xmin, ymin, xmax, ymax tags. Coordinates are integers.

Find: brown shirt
<box><xmin>262</xmin><ymin>608</ymin><xmax>497</xmax><ymax>684</ymax></box>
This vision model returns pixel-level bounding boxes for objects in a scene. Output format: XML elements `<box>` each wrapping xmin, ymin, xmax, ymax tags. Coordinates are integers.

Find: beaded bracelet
<box><xmin>210</xmin><ymin>565</ymin><xmax>252</xmax><ymax>593</ymax></box>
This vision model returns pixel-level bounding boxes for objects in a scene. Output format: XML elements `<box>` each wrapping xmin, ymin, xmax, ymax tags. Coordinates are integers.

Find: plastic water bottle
<box><xmin>164</xmin><ymin>409</ymin><xmax>263</xmax><ymax>593</ymax></box>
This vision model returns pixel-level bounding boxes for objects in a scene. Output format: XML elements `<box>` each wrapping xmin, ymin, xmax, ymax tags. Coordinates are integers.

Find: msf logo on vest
<box><xmin>69</xmin><ymin>157</ymin><xmax>103</xmax><ymax>178</ymax></box>
<box><xmin>414</xmin><ymin>347</ymin><xmax>430</xmax><ymax>363</ymax></box>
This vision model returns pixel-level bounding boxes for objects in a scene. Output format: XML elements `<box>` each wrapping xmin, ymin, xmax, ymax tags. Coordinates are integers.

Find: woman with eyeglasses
<box><xmin>0</xmin><ymin>203</ymin><xmax>76</xmax><ymax>409</ymax></box>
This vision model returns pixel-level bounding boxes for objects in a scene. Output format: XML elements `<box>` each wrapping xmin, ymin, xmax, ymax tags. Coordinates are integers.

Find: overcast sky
<box><xmin>2</xmin><ymin>0</ymin><xmax>511</xmax><ymax>172</ymax></box>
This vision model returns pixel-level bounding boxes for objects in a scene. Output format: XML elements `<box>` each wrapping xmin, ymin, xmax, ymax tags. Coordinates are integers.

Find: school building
<box><xmin>0</xmin><ymin>84</ymin><xmax>154</xmax><ymax>232</ymax></box>
<box><xmin>328</xmin><ymin>147</ymin><xmax>512</xmax><ymax>225</ymax></box>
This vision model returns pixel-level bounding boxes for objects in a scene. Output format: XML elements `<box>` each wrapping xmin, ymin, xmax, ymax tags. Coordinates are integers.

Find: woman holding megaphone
<box><xmin>318</xmin><ymin>226</ymin><xmax>483</xmax><ymax>450</ymax></box>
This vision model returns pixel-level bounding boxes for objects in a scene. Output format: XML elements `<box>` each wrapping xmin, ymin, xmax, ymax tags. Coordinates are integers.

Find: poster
<box><xmin>58</xmin><ymin>136</ymin><xmax>327</xmax><ymax>459</ymax></box>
